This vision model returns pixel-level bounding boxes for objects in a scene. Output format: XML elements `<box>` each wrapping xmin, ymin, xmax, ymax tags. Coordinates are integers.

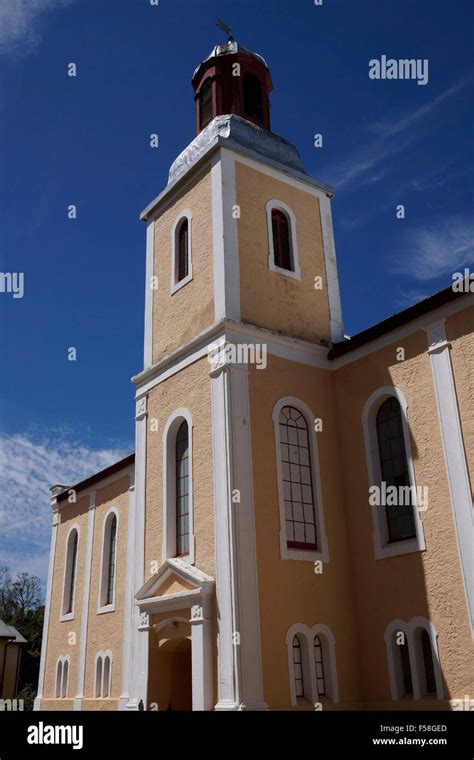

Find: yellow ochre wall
<box><xmin>248</xmin><ymin>355</ymin><xmax>360</xmax><ymax>709</ymax></box>
<box><xmin>144</xmin><ymin>356</ymin><xmax>215</xmax><ymax>580</ymax></box>
<box><xmin>235</xmin><ymin>160</ymin><xmax>331</xmax><ymax>345</ymax></box>
<box><xmin>332</xmin><ymin>320</ymin><xmax>474</xmax><ymax>706</ymax></box>
<box><xmin>41</xmin><ymin>473</ymin><xmax>131</xmax><ymax>710</ymax></box>
<box><xmin>152</xmin><ymin>168</ymin><xmax>215</xmax><ymax>365</ymax></box>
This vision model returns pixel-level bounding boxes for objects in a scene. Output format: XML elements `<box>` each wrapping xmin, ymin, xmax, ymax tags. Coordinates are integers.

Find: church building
<box><xmin>35</xmin><ymin>34</ymin><xmax>473</xmax><ymax>711</ymax></box>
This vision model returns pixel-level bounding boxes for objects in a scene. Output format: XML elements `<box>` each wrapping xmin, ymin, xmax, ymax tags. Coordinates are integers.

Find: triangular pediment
<box><xmin>135</xmin><ymin>557</ymin><xmax>214</xmax><ymax>602</ymax></box>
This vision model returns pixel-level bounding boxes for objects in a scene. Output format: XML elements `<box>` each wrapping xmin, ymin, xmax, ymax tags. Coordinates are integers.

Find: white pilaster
<box><xmin>319</xmin><ymin>193</ymin><xmax>344</xmax><ymax>343</ymax></box>
<box><xmin>190</xmin><ymin>600</ymin><xmax>213</xmax><ymax>711</ymax></box>
<box><xmin>425</xmin><ymin>320</ymin><xmax>474</xmax><ymax>635</ymax></box>
<box><xmin>74</xmin><ymin>492</ymin><xmax>96</xmax><ymax>710</ymax></box>
<box><xmin>143</xmin><ymin>221</ymin><xmax>155</xmax><ymax>369</ymax></box>
<box><xmin>34</xmin><ymin>505</ymin><xmax>60</xmax><ymax>711</ymax></box>
<box><xmin>211</xmin><ymin>355</ymin><xmax>267</xmax><ymax>710</ymax></box>
<box><xmin>127</xmin><ymin>395</ymin><xmax>149</xmax><ymax>708</ymax></box>
<box><xmin>211</xmin><ymin>150</ymin><xmax>240</xmax><ymax>322</ymax></box>
<box><xmin>118</xmin><ymin>472</ymin><xmax>136</xmax><ymax>710</ymax></box>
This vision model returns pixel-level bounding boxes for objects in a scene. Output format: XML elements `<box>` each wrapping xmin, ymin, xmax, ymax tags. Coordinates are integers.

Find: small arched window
<box><xmin>279</xmin><ymin>406</ymin><xmax>317</xmax><ymax>550</ymax></box>
<box><xmin>313</xmin><ymin>635</ymin><xmax>326</xmax><ymax>696</ymax></box>
<box><xmin>177</xmin><ymin>219</ymin><xmax>189</xmax><ymax>283</ymax></box>
<box><xmin>55</xmin><ymin>659</ymin><xmax>63</xmax><ymax>698</ymax></box>
<box><xmin>421</xmin><ymin>629</ymin><xmax>436</xmax><ymax>695</ymax></box>
<box><xmin>200</xmin><ymin>79</ymin><xmax>213</xmax><ymax>130</ymax></box>
<box><xmin>61</xmin><ymin>659</ymin><xmax>69</xmax><ymax>698</ymax></box>
<box><xmin>95</xmin><ymin>652</ymin><xmax>112</xmax><ymax>698</ymax></box>
<box><xmin>95</xmin><ymin>656</ymin><xmax>103</xmax><ymax>698</ymax></box>
<box><xmin>243</xmin><ymin>72</ymin><xmax>263</xmax><ymax>123</ymax></box>
<box><xmin>376</xmin><ymin>397</ymin><xmax>416</xmax><ymax>543</ymax></box>
<box><xmin>271</xmin><ymin>209</ymin><xmax>292</xmax><ymax>271</ymax></box>
<box><xmin>399</xmin><ymin>635</ymin><xmax>413</xmax><ymax>696</ymax></box>
<box><xmin>292</xmin><ymin>636</ymin><xmax>304</xmax><ymax>697</ymax></box>
<box><xmin>176</xmin><ymin>421</ymin><xmax>190</xmax><ymax>557</ymax></box>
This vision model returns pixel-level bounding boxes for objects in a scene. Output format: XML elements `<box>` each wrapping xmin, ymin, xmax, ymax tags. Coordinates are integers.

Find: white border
<box><xmin>362</xmin><ymin>386</ymin><xmax>426</xmax><ymax>560</ymax></box>
<box><xmin>266</xmin><ymin>199</ymin><xmax>301</xmax><ymax>280</ymax></box>
<box><xmin>171</xmin><ymin>210</ymin><xmax>193</xmax><ymax>294</ymax></box>
<box><xmin>272</xmin><ymin>396</ymin><xmax>329</xmax><ymax>563</ymax></box>
<box><xmin>162</xmin><ymin>408</ymin><xmax>195</xmax><ymax>565</ymax></box>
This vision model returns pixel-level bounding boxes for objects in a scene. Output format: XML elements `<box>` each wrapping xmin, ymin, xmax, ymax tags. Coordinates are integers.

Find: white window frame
<box><xmin>286</xmin><ymin>623</ymin><xmax>339</xmax><ymax>707</ymax></box>
<box><xmin>266</xmin><ymin>199</ymin><xmax>301</xmax><ymax>281</ymax></box>
<box><xmin>55</xmin><ymin>655</ymin><xmax>70</xmax><ymax>698</ymax></box>
<box><xmin>362</xmin><ymin>386</ymin><xmax>426</xmax><ymax>560</ymax></box>
<box><xmin>98</xmin><ymin>507</ymin><xmax>119</xmax><ymax>614</ymax></box>
<box><xmin>60</xmin><ymin>524</ymin><xmax>80</xmax><ymax>621</ymax></box>
<box><xmin>272</xmin><ymin>396</ymin><xmax>329</xmax><ymax>563</ymax></box>
<box><xmin>171</xmin><ymin>210</ymin><xmax>193</xmax><ymax>294</ymax></box>
<box><xmin>94</xmin><ymin>650</ymin><xmax>113</xmax><ymax>699</ymax></box>
<box><xmin>384</xmin><ymin>617</ymin><xmax>444</xmax><ymax>701</ymax></box>
<box><xmin>162</xmin><ymin>408</ymin><xmax>195</xmax><ymax>564</ymax></box>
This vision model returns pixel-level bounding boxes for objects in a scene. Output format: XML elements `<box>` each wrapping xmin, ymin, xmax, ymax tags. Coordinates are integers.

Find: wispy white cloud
<box><xmin>0</xmin><ymin>431</ymin><xmax>129</xmax><ymax>584</ymax></box>
<box><xmin>0</xmin><ymin>0</ymin><xmax>76</xmax><ymax>56</ymax></box>
<box><xmin>323</xmin><ymin>76</ymin><xmax>471</xmax><ymax>190</ymax></box>
<box><xmin>392</xmin><ymin>215</ymin><xmax>474</xmax><ymax>282</ymax></box>
<box><xmin>368</xmin><ymin>76</ymin><xmax>472</xmax><ymax>139</ymax></box>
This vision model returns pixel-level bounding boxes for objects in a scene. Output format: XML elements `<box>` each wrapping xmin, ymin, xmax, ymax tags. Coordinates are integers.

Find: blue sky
<box><xmin>0</xmin><ymin>0</ymin><xmax>472</xmax><ymax>583</ymax></box>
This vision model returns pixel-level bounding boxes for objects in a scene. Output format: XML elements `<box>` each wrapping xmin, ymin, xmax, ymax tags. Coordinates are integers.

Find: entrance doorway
<box><xmin>155</xmin><ymin>625</ymin><xmax>192</xmax><ymax>711</ymax></box>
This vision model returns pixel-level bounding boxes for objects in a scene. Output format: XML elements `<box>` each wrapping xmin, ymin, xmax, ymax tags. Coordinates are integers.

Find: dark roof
<box><xmin>0</xmin><ymin>620</ymin><xmax>27</xmax><ymax>643</ymax></box>
<box><xmin>328</xmin><ymin>283</ymin><xmax>470</xmax><ymax>360</ymax></box>
<box><xmin>56</xmin><ymin>453</ymin><xmax>135</xmax><ymax>504</ymax></box>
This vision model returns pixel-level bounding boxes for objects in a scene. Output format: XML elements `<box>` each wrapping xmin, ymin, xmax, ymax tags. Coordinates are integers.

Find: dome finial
<box><xmin>216</xmin><ymin>17</ymin><xmax>234</xmax><ymax>43</ymax></box>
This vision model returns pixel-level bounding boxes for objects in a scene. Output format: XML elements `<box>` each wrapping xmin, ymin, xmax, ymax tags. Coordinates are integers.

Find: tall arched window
<box><xmin>106</xmin><ymin>515</ymin><xmax>117</xmax><ymax>605</ymax></box>
<box><xmin>376</xmin><ymin>397</ymin><xmax>416</xmax><ymax>542</ymax></box>
<box><xmin>62</xmin><ymin>528</ymin><xmax>79</xmax><ymax>618</ymax></box>
<box><xmin>243</xmin><ymin>72</ymin><xmax>263</xmax><ymax>123</ymax></box>
<box><xmin>421</xmin><ymin>629</ymin><xmax>436</xmax><ymax>695</ymax></box>
<box><xmin>271</xmin><ymin>209</ymin><xmax>292</xmax><ymax>271</ymax></box>
<box><xmin>292</xmin><ymin>636</ymin><xmax>304</xmax><ymax>697</ymax></box>
<box><xmin>313</xmin><ymin>635</ymin><xmax>326</xmax><ymax>696</ymax></box>
<box><xmin>200</xmin><ymin>79</ymin><xmax>213</xmax><ymax>129</ymax></box>
<box><xmin>279</xmin><ymin>406</ymin><xmax>317</xmax><ymax>550</ymax></box>
<box><xmin>176</xmin><ymin>421</ymin><xmax>190</xmax><ymax>557</ymax></box>
<box><xmin>177</xmin><ymin>219</ymin><xmax>189</xmax><ymax>283</ymax></box>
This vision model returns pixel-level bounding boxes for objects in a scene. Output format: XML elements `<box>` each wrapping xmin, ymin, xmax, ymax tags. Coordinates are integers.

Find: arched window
<box><xmin>200</xmin><ymin>79</ymin><xmax>213</xmax><ymax>129</ymax></box>
<box><xmin>176</xmin><ymin>421</ymin><xmax>190</xmax><ymax>557</ymax></box>
<box><xmin>172</xmin><ymin>212</ymin><xmax>193</xmax><ymax>292</ymax></box>
<box><xmin>376</xmin><ymin>397</ymin><xmax>416</xmax><ymax>543</ymax></box>
<box><xmin>95</xmin><ymin>655</ymin><xmax>103</xmax><ymax>698</ymax></box>
<box><xmin>55</xmin><ymin>656</ymin><xmax>69</xmax><ymax>698</ymax></box>
<box><xmin>55</xmin><ymin>659</ymin><xmax>63</xmax><ymax>698</ymax></box>
<box><xmin>62</xmin><ymin>528</ymin><xmax>79</xmax><ymax>618</ymax></box>
<box><xmin>292</xmin><ymin>636</ymin><xmax>304</xmax><ymax>697</ymax></box>
<box><xmin>421</xmin><ymin>629</ymin><xmax>436</xmax><ymax>695</ymax></box>
<box><xmin>271</xmin><ymin>209</ymin><xmax>292</xmax><ymax>271</ymax></box>
<box><xmin>279</xmin><ymin>406</ymin><xmax>317</xmax><ymax>550</ymax></box>
<box><xmin>95</xmin><ymin>651</ymin><xmax>113</xmax><ymax>698</ymax></box>
<box><xmin>163</xmin><ymin>409</ymin><xmax>195</xmax><ymax>563</ymax></box>
<box><xmin>398</xmin><ymin>635</ymin><xmax>413</xmax><ymax>696</ymax></box>
<box><xmin>243</xmin><ymin>72</ymin><xmax>263</xmax><ymax>123</ymax></box>
<box><xmin>313</xmin><ymin>635</ymin><xmax>326</xmax><ymax>696</ymax></box>
<box><xmin>177</xmin><ymin>219</ymin><xmax>189</xmax><ymax>283</ymax></box>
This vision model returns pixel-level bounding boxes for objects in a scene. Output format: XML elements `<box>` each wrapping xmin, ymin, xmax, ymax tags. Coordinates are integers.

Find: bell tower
<box><xmin>192</xmin><ymin>24</ymin><xmax>273</xmax><ymax>133</ymax></box>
